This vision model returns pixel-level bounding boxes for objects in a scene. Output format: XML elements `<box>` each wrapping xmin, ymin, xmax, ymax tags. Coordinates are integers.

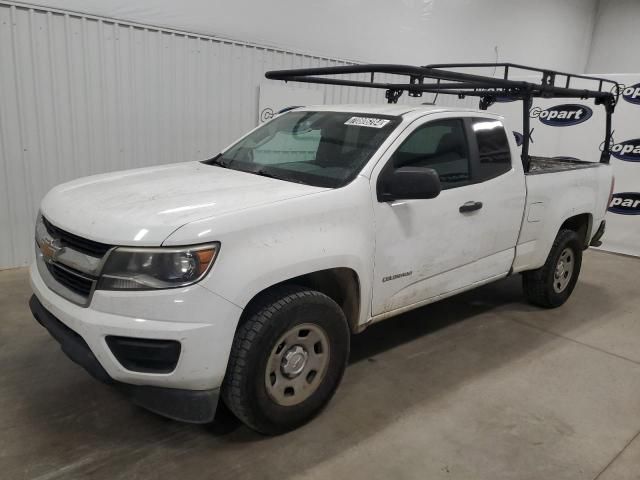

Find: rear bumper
<box><xmin>29</xmin><ymin>295</ymin><xmax>219</xmax><ymax>423</ymax></box>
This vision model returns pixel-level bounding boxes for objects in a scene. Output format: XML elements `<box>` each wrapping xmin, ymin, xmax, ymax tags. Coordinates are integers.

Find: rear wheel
<box><xmin>522</xmin><ymin>228</ymin><xmax>583</xmax><ymax>308</ymax></box>
<box><xmin>222</xmin><ymin>285</ymin><xmax>350</xmax><ymax>434</ymax></box>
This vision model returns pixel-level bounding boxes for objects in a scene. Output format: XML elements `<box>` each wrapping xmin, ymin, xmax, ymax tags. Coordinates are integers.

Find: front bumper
<box><xmin>29</xmin><ymin>296</ymin><xmax>219</xmax><ymax>423</ymax></box>
<box><xmin>29</xmin><ymin>260</ymin><xmax>244</xmax><ymax>423</ymax></box>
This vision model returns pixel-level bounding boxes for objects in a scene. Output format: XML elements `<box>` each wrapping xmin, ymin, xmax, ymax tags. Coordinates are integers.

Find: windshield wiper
<box><xmin>251</xmin><ymin>168</ymin><xmax>277</xmax><ymax>179</ymax></box>
<box><xmin>204</xmin><ymin>154</ymin><xmax>230</xmax><ymax>168</ymax></box>
<box><xmin>206</xmin><ymin>159</ymin><xmax>309</xmax><ymax>186</ymax></box>
<box><xmin>251</xmin><ymin>168</ymin><xmax>313</xmax><ymax>186</ymax></box>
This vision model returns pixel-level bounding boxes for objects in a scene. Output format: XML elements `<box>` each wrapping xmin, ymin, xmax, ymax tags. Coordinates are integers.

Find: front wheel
<box><xmin>522</xmin><ymin>228</ymin><xmax>583</xmax><ymax>308</ymax></box>
<box><xmin>222</xmin><ymin>285</ymin><xmax>350</xmax><ymax>435</ymax></box>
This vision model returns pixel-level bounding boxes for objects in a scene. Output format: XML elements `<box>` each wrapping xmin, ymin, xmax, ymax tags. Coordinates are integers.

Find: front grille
<box><xmin>46</xmin><ymin>262</ymin><xmax>94</xmax><ymax>297</ymax></box>
<box><xmin>42</xmin><ymin>216</ymin><xmax>112</xmax><ymax>257</ymax></box>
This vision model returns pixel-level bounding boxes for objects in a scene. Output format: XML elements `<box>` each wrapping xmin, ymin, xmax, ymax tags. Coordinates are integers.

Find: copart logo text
<box><xmin>614</xmin><ymin>83</ymin><xmax>640</xmax><ymax>105</ymax></box>
<box><xmin>608</xmin><ymin>192</ymin><xmax>640</xmax><ymax>215</ymax></box>
<box><xmin>530</xmin><ymin>104</ymin><xmax>593</xmax><ymax>127</ymax></box>
<box><xmin>610</xmin><ymin>138</ymin><xmax>640</xmax><ymax>162</ymax></box>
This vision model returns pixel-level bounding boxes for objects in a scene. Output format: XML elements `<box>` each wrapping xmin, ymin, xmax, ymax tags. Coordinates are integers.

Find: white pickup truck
<box><xmin>29</xmin><ymin>64</ymin><xmax>616</xmax><ymax>435</ymax></box>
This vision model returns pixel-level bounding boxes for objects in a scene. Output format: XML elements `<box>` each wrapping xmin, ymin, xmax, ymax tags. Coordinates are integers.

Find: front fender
<box><xmin>164</xmin><ymin>177</ymin><xmax>376</xmax><ymax>327</ymax></box>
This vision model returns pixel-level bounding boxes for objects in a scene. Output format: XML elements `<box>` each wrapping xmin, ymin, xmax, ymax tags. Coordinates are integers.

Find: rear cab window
<box><xmin>471</xmin><ymin>118</ymin><xmax>512</xmax><ymax>181</ymax></box>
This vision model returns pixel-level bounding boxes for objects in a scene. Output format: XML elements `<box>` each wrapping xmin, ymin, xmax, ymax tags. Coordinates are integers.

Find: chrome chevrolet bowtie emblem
<box><xmin>40</xmin><ymin>236</ymin><xmax>65</xmax><ymax>263</ymax></box>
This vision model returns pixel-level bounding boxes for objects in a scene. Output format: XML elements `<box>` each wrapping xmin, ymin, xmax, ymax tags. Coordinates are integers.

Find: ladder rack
<box><xmin>265</xmin><ymin>63</ymin><xmax>620</xmax><ymax>169</ymax></box>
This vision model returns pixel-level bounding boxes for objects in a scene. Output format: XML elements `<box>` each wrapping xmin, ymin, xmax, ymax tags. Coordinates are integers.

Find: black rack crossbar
<box><xmin>426</xmin><ymin>62</ymin><xmax>618</xmax><ymax>93</ymax></box>
<box><xmin>265</xmin><ymin>63</ymin><xmax>620</xmax><ymax>169</ymax></box>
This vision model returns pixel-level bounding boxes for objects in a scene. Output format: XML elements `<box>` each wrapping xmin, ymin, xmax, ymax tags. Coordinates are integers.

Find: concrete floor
<box><xmin>1</xmin><ymin>250</ymin><xmax>639</xmax><ymax>480</ymax></box>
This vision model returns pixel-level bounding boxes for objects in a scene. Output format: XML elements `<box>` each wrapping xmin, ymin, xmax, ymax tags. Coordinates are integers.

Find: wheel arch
<box><xmin>559</xmin><ymin>212</ymin><xmax>593</xmax><ymax>249</ymax></box>
<box><xmin>240</xmin><ymin>267</ymin><xmax>362</xmax><ymax>334</ymax></box>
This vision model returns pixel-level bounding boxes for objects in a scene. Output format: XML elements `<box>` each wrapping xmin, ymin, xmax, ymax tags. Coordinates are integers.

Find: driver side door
<box><xmin>370</xmin><ymin>114</ymin><xmax>519</xmax><ymax>316</ymax></box>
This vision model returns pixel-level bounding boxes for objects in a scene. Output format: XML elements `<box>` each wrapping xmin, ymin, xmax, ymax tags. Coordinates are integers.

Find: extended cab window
<box><xmin>389</xmin><ymin>119</ymin><xmax>470</xmax><ymax>190</ymax></box>
<box><xmin>472</xmin><ymin>118</ymin><xmax>512</xmax><ymax>181</ymax></box>
<box><xmin>206</xmin><ymin>111</ymin><xmax>401</xmax><ymax>188</ymax></box>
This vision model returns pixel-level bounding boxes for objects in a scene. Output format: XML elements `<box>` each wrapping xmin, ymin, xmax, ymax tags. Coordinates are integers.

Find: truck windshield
<box><xmin>205</xmin><ymin>111</ymin><xmax>401</xmax><ymax>188</ymax></box>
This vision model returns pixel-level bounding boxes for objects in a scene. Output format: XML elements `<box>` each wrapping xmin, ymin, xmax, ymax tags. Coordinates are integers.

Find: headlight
<box><xmin>97</xmin><ymin>243</ymin><xmax>220</xmax><ymax>291</ymax></box>
<box><xmin>35</xmin><ymin>212</ymin><xmax>47</xmax><ymax>247</ymax></box>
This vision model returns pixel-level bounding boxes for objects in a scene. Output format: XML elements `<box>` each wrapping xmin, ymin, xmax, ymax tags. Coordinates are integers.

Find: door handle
<box><xmin>459</xmin><ymin>201</ymin><xmax>483</xmax><ymax>213</ymax></box>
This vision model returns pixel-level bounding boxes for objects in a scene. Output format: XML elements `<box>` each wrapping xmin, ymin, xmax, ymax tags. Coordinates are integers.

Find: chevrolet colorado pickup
<box><xmin>29</xmin><ymin>64</ymin><xmax>616</xmax><ymax>434</ymax></box>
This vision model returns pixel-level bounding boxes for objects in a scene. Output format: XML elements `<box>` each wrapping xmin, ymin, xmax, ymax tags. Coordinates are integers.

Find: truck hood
<box><xmin>41</xmin><ymin>162</ymin><xmax>327</xmax><ymax>246</ymax></box>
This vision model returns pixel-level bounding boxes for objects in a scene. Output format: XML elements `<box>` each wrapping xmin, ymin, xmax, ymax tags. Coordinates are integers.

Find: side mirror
<box><xmin>378</xmin><ymin>166</ymin><xmax>442</xmax><ymax>202</ymax></box>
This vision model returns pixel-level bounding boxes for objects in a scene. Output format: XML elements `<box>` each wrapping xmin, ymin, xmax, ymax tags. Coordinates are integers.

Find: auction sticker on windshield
<box><xmin>344</xmin><ymin>117</ymin><xmax>391</xmax><ymax>128</ymax></box>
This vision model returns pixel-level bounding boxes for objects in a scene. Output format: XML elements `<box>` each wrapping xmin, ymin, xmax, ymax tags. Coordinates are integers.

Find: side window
<box><xmin>472</xmin><ymin>118</ymin><xmax>512</xmax><ymax>181</ymax></box>
<box><xmin>389</xmin><ymin>119</ymin><xmax>470</xmax><ymax>190</ymax></box>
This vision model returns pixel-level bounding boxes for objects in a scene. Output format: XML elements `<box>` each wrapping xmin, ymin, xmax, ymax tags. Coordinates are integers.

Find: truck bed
<box><xmin>527</xmin><ymin>156</ymin><xmax>602</xmax><ymax>175</ymax></box>
<box><xmin>514</xmin><ymin>155</ymin><xmax>612</xmax><ymax>275</ymax></box>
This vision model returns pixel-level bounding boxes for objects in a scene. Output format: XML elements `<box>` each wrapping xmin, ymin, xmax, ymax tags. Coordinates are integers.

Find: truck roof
<box><xmin>297</xmin><ymin>103</ymin><xmax>500</xmax><ymax>118</ymax></box>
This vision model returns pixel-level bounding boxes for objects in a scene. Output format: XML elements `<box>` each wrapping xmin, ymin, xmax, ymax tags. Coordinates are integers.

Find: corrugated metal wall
<box><xmin>0</xmin><ymin>1</ymin><xmax>467</xmax><ymax>269</ymax></box>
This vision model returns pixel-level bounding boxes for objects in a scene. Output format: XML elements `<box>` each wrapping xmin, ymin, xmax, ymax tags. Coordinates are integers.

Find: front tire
<box><xmin>522</xmin><ymin>228</ymin><xmax>583</xmax><ymax>308</ymax></box>
<box><xmin>222</xmin><ymin>285</ymin><xmax>350</xmax><ymax>435</ymax></box>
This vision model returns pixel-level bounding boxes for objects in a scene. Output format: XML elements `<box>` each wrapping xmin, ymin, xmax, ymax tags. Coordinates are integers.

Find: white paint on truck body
<box><xmin>30</xmin><ymin>104</ymin><xmax>613</xmax><ymax>393</ymax></box>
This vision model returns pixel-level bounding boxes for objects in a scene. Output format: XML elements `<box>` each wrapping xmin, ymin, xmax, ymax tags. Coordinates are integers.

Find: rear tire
<box><xmin>522</xmin><ymin>228</ymin><xmax>583</xmax><ymax>308</ymax></box>
<box><xmin>222</xmin><ymin>285</ymin><xmax>350</xmax><ymax>435</ymax></box>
